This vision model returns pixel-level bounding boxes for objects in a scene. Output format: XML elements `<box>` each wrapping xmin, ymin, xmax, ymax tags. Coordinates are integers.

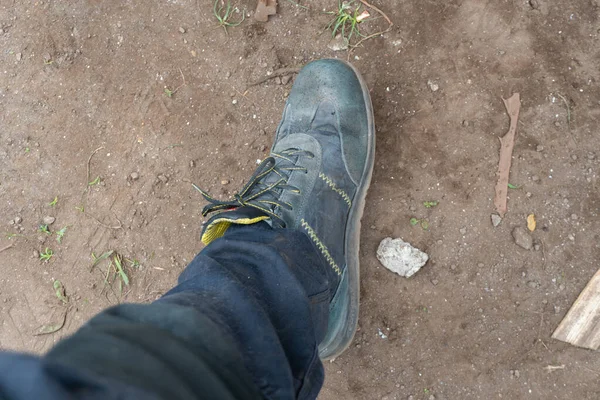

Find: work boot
<box><xmin>196</xmin><ymin>59</ymin><xmax>375</xmax><ymax>359</ymax></box>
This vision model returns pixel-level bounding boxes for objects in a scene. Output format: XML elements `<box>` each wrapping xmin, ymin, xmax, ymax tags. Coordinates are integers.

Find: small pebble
<box><xmin>43</xmin><ymin>216</ymin><xmax>55</xmax><ymax>225</ymax></box>
<box><xmin>491</xmin><ymin>214</ymin><xmax>502</xmax><ymax>227</ymax></box>
<box><xmin>534</xmin><ymin>243</ymin><xmax>541</xmax><ymax>251</ymax></box>
<box><xmin>571</xmin><ymin>213</ymin><xmax>578</xmax><ymax>220</ymax></box>
<box><xmin>450</xmin><ymin>264</ymin><xmax>457</xmax><ymax>270</ymax></box>
<box><xmin>571</xmin><ymin>154</ymin><xmax>578</xmax><ymax>161</ymax></box>
<box><xmin>536</xmin><ymin>144</ymin><xmax>544</xmax><ymax>152</ymax></box>
<box><xmin>370</xmin><ymin>225</ymin><xmax>376</xmax><ymax>230</ymax></box>
<box><xmin>512</xmin><ymin>226</ymin><xmax>533</xmax><ymax>250</ymax></box>
<box><xmin>514</xmin><ymin>370</ymin><xmax>521</xmax><ymax>378</ymax></box>
<box><xmin>588</xmin><ymin>153</ymin><xmax>596</xmax><ymax>160</ymax></box>
<box><xmin>130</xmin><ymin>172</ymin><xmax>139</xmax><ymax>181</ymax></box>
<box><xmin>281</xmin><ymin>75</ymin><xmax>292</xmax><ymax>85</ymax></box>
<box><xmin>462</xmin><ymin>120</ymin><xmax>469</xmax><ymax>127</ymax></box>
<box><xmin>260</xmin><ymin>145</ymin><xmax>267</xmax><ymax>152</ymax></box>
<box><xmin>527</xmin><ymin>281</ymin><xmax>539</xmax><ymax>289</ymax></box>
<box><xmin>526</xmin><ymin>192</ymin><xmax>532</xmax><ymax>198</ymax></box>
<box><xmin>16</xmin><ymin>52</ymin><xmax>22</xmax><ymax>61</ymax></box>
<box><xmin>427</xmin><ymin>79</ymin><xmax>439</xmax><ymax>92</ymax></box>
<box><xmin>232</xmin><ymin>99</ymin><xmax>238</xmax><ymax>105</ymax></box>
<box><xmin>529</xmin><ymin>0</ymin><xmax>539</xmax><ymax>9</ymax></box>
<box><xmin>568</xmin><ymin>234</ymin><xmax>575</xmax><ymax>241</ymax></box>
<box><xmin>189</xmin><ymin>160</ymin><xmax>195</xmax><ymax>168</ymax></box>
<box><xmin>431</xmin><ymin>279</ymin><xmax>439</xmax><ymax>286</ymax></box>
<box><xmin>178</xmin><ymin>27</ymin><xmax>186</xmax><ymax>34</ymax></box>
<box><xmin>33</xmin><ymin>250</ymin><xmax>39</xmax><ymax>258</ymax></box>
<box><xmin>157</xmin><ymin>174</ymin><xmax>168</xmax><ymax>183</ymax></box>
<box><xmin>221</xmin><ymin>179</ymin><xmax>229</xmax><ymax>185</ymax></box>
<box><xmin>532</xmin><ymin>175</ymin><xmax>540</xmax><ymax>182</ymax></box>
<box><xmin>459</xmin><ymin>227</ymin><xmax>467</xmax><ymax>235</ymax></box>
<box><xmin>274</xmin><ymin>76</ymin><xmax>282</xmax><ymax>85</ymax></box>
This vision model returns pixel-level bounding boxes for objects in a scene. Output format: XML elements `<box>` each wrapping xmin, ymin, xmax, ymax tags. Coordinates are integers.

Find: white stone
<box><xmin>376</xmin><ymin>237</ymin><xmax>429</xmax><ymax>278</ymax></box>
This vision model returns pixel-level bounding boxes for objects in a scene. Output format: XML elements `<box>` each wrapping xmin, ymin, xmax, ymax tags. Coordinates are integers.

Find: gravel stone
<box><xmin>377</xmin><ymin>237</ymin><xmax>429</xmax><ymax>278</ymax></box>
<box><xmin>43</xmin><ymin>216</ymin><xmax>55</xmax><ymax>225</ymax></box>
<box><xmin>512</xmin><ymin>226</ymin><xmax>533</xmax><ymax>250</ymax></box>
<box><xmin>491</xmin><ymin>214</ymin><xmax>502</xmax><ymax>227</ymax></box>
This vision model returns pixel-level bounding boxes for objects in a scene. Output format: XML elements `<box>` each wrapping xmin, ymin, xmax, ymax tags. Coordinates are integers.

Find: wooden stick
<box><xmin>0</xmin><ymin>243</ymin><xmax>14</xmax><ymax>253</ymax></box>
<box><xmin>552</xmin><ymin>268</ymin><xmax>600</xmax><ymax>350</ymax></box>
<box><xmin>494</xmin><ymin>93</ymin><xmax>521</xmax><ymax>217</ymax></box>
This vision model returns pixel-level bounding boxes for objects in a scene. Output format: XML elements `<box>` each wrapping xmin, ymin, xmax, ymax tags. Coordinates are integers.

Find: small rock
<box><xmin>532</xmin><ymin>175</ymin><xmax>540</xmax><ymax>182</ymax></box>
<box><xmin>260</xmin><ymin>145</ymin><xmax>267</xmax><ymax>152</ymax></box>
<box><xmin>16</xmin><ymin>52</ymin><xmax>22</xmax><ymax>61</ymax></box>
<box><xmin>327</xmin><ymin>34</ymin><xmax>349</xmax><ymax>51</ymax></box>
<box><xmin>527</xmin><ymin>281</ymin><xmax>539</xmax><ymax>289</ymax></box>
<box><xmin>370</xmin><ymin>225</ymin><xmax>376</xmax><ymax>230</ymax></box>
<box><xmin>274</xmin><ymin>76</ymin><xmax>282</xmax><ymax>85</ymax></box>
<box><xmin>568</xmin><ymin>234</ymin><xmax>575</xmax><ymax>241</ymax></box>
<box><xmin>43</xmin><ymin>216</ymin><xmax>55</xmax><ymax>225</ymax></box>
<box><xmin>491</xmin><ymin>214</ymin><xmax>502</xmax><ymax>227</ymax></box>
<box><xmin>157</xmin><ymin>174</ymin><xmax>168</xmax><ymax>183</ymax></box>
<box><xmin>431</xmin><ymin>279</ymin><xmax>439</xmax><ymax>286</ymax></box>
<box><xmin>281</xmin><ymin>75</ymin><xmax>292</xmax><ymax>85</ymax></box>
<box><xmin>459</xmin><ymin>227</ymin><xmax>467</xmax><ymax>235</ymax></box>
<box><xmin>536</xmin><ymin>144</ymin><xmax>544</xmax><ymax>152</ymax></box>
<box><xmin>409</xmin><ymin>205</ymin><xmax>416</xmax><ymax>212</ymax></box>
<box><xmin>427</xmin><ymin>79</ymin><xmax>439</xmax><ymax>92</ymax></box>
<box><xmin>529</xmin><ymin>0</ymin><xmax>539</xmax><ymax>9</ymax></box>
<box><xmin>512</xmin><ymin>226</ymin><xmax>533</xmax><ymax>250</ymax></box>
<box><xmin>221</xmin><ymin>179</ymin><xmax>230</xmax><ymax>185</ymax></box>
<box><xmin>571</xmin><ymin>154</ymin><xmax>578</xmax><ymax>161</ymax></box>
<box><xmin>554</xmin><ymin>121</ymin><xmax>561</xmax><ymax>127</ymax></box>
<box><xmin>462</xmin><ymin>120</ymin><xmax>469</xmax><ymax>127</ymax></box>
<box><xmin>534</xmin><ymin>243</ymin><xmax>541</xmax><ymax>251</ymax></box>
<box><xmin>189</xmin><ymin>160</ymin><xmax>195</xmax><ymax>168</ymax></box>
<box><xmin>14</xmin><ymin>216</ymin><xmax>22</xmax><ymax>224</ymax></box>
<box><xmin>571</xmin><ymin>213</ymin><xmax>578</xmax><ymax>220</ymax></box>
<box><xmin>33</xmin><ymin>250</ymin><xmax>39</xmax><ymax>258</ymax></box>
<box><xmin>130</xmin><ymin>172</ymin><xmax>139</xmax><ymax>181</ymax></box>
<box><xmin>178</xmin><ymin>26</ymin><xmax>186</xmax><ymax>34</ymax></box>
<box><xmin>588</xmin><ymin>153</ymin><xmax>596</xmax><ymax>160</ymax></box>
<box><xmin>376</xmin><ymin>237</ymin><xmax>429</xmax><ymax>278</ymax></box>
<box><xmin>232</xmin><ymin>99</ymin><xmax>238</xmax><ymax>105</ymax></box>
<box><xmin>526</xmin><ymin>192</ymin><xmax>532</xmax><ymax>198</ymax></box>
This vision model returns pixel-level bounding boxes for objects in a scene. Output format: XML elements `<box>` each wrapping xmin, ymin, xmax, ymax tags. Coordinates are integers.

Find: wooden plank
<box><xmin>552</xmin><ymin>268</ymin><xmax>600</xmax><ymax>350</ymax></box>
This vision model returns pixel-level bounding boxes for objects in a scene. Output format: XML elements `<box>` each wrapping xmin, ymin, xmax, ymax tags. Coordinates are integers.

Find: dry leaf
<box><xmin>357</xmin><ymin>10</ymin><xmax>371</xmax><ymax>22</ymax></box>
<box><xmin>527</xmin><ymin>213</ymin><xmax>536</xmax><ymax>232</ymax></box>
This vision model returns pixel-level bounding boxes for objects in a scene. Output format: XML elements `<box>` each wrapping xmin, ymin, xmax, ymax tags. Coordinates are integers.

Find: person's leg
<box><xmin>0</xmin><ymin>58</ymin><xmax>374</xmax><ymax>400</ymax></box>
<box><xmin>0</xmin><ymin>222</ymin><xmax>328</xmax><ymax>400</ymax></box>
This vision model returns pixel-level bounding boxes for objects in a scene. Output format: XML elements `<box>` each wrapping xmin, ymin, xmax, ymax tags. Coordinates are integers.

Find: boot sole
<box><xmin>318</xmin><ymin>60</ymin><xmax>375</xmax><ymax>360</ymax></box>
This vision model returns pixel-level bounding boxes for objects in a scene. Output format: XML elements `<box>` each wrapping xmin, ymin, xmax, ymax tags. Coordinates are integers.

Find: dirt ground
<box><xmin>1</xmin><ymin>0</ymin><xmax>600</xmax><ymax>398</ymax></box>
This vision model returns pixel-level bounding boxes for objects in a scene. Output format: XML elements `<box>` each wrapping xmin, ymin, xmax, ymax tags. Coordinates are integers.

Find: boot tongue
<box><xmin>201</xmin><ymin>206</ymin><xmax>270</xmax><ymax>245</ymax></box>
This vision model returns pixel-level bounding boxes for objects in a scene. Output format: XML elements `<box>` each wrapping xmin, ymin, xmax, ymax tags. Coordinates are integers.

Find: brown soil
<box><xmin>1</xmin><ymin>1</ymin><xmax>599</xmax><ymax>399</ymax></box>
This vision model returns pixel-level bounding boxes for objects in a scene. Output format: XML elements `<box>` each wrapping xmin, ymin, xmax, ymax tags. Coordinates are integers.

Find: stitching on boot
<box><xmin>301</xmin><ymin>218</ymin><xmax>342</xmax><ymax>276</ymax></box>
<box><xmin>318</xmin><ymin>173</ymin><xmax>352</xmax><ymax>207</ymax></box>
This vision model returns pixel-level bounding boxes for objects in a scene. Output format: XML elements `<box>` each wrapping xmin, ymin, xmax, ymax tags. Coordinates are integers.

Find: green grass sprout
<box><xmin>40</xmin><ymin>248</ymin><xmax>54</xmax><ymax>262</ymax></box>
<box><xmin>213</xmin><ymin>0</ymin><xmax>245</xmax><ymax>34</ymax></box>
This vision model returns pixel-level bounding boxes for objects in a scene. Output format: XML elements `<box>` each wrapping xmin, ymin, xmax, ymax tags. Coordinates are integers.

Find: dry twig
<box><xmin>494</xmin><ymin>93</ymin><xmax>521</xmax><ymax>217</ymax></box>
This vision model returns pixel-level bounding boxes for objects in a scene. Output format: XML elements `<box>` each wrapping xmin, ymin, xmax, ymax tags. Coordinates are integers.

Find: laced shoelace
<box><xmin>193</xmin><ymin>149</ymin><xmax>314</xmax><ymax>227</ymax></box>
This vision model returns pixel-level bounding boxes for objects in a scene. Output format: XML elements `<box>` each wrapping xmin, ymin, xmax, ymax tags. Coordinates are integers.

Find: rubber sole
<box><xmin>318</xmin><ymin>59</ymin><xmax>375</xmax><ymax>360</ymax></box>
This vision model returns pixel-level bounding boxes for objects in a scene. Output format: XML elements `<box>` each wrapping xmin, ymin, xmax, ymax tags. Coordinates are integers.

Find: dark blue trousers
<box><xmin>0</xmin><ymin>223</ymin><xmax>330</xmax><ymax>399</ymax></box>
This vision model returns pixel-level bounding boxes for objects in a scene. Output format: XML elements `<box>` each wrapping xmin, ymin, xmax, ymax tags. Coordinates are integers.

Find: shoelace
<box><xmin>193</xmin><ymin>148</ymin><xmax>314</xmax><ymax>227</ymax></box>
